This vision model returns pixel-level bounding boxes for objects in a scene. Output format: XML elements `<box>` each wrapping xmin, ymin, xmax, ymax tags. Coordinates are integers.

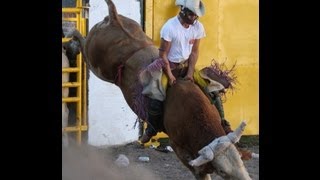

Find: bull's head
<box><xmin>189</xmin><ymin>121</ymin><xmax>253</xmax><ymax>180</ymax></box>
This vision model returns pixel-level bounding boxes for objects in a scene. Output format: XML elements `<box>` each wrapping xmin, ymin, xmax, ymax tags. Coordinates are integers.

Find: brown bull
<box><xmin>165</xmin><ymin>80</ymin><xmax>251</xmax><ymax>179</ymax></box>
<box><xmin>69</xmin><ymin>0</ymin><xmax>254</xmax><ymax>179</ymax></box>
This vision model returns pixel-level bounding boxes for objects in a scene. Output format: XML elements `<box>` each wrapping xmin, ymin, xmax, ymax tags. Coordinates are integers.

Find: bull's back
<box><xmin>164</xmin><ymin>80</ymin><xmax>225</xmax><ymax>152</ymax></box>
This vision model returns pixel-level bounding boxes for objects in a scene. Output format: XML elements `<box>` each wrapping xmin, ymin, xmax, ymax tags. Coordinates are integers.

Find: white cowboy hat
<box><xmin>175</xmin><ymin>0</ymin><xmax>205</xmax><ymax>17</ymax></box>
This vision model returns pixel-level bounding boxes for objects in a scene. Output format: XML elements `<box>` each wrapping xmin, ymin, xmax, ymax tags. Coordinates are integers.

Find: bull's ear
<box><xmin>227</xmin><ymin>121</ymin><xmax>247</xmax><ymax>144</ymax></box>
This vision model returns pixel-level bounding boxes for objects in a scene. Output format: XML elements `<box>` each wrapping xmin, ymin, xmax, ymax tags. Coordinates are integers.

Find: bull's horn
<box><xmin>227</xmin><ymin>121</ymin><xmax>247</xmax><ymax>143</ymax></box>
<box><xmin>189</xmin><ymin>136</ymin><xmax>232</xmax><ymax>167</ymax></box>
<box><xmin>105</xmin><ymin>0</ymin><xmax>121</xmax><ymax>26</ymax></box>
<box><xmin>189</xmin><ymin>146</ymin><xmax>213</xmax><ymax>167</ymax></box>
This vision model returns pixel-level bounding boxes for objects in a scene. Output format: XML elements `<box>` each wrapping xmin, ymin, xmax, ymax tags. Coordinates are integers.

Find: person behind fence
<box><xmin>140</xmin><ymin>0</ymin><xmax>233</xmax><ymax>143</ymax></box>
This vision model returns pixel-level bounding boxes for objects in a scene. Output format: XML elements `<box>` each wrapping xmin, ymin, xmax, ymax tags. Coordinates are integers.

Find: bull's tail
<box><xmin>104</xmin><ymin>0</ymin><xmax>143</xmax><ymax>41</ymax></box>
<box><xmin>68</xmin><ymin>29</ymin><xmax>88</xmax><ymax>64</ymax></box>
<box><xmin>104</xmin><ymin>0</ymin><xmax>122</xmax><ymax>26</ymax></box>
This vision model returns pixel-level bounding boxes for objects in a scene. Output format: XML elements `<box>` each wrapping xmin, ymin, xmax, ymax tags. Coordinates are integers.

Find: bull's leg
<box><xmin>170</xmin><ymin>143</ymin><xmax>210</xmax><ymax>180</ymax></box>
<box><xmin>170</xmin><ymin>143</ymin><xmax>194</xmax><ymax>169</ymax></box>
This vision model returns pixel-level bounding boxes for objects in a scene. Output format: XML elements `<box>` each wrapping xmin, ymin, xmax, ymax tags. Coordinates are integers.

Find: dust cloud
<box><xmin>62</xmin><ymin>143</ymin><xmax>160</xmax><ymax>180</ymax></box>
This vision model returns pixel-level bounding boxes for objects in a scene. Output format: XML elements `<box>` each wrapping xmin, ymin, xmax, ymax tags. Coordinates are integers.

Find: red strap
<box><xmin>115</xmin><ymin>63</ymin><xmax>125</xmax><ymax>86</ymax></box>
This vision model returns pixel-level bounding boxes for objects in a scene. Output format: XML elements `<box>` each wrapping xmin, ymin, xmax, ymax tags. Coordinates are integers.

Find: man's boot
<box><xmin>211</xmin><ymin>91</ymin><xmax>233</xmax><ymax>134</ymax></box>
<box><xmin>140</xmin><ymin>99</ymin><xmax>163</xmax><ymax>143</ymax></box>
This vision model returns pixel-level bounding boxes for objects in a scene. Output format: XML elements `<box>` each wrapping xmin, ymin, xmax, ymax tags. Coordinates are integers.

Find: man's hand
<box><xmin>168</xmin><ymin>74</ymin><xmax>176</xmax><ymax>86</ymax></box>
<box><xmin>183</xmin><ymin>74</ymin><xmax>194</xmax><ymax>82</ymax></box>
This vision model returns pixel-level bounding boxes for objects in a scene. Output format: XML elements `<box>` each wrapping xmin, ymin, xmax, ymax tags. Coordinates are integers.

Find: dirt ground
<box><xmin>62</xmin><ymin>136</ymin><xmax>259</xmax><ymax>180</ymax></box>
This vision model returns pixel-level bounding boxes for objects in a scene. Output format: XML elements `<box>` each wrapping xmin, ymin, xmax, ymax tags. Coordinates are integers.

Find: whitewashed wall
<box><xmin>88</xmin><ymin>0</ymin><xmax>141</xmax><ymax>146</ymax></box>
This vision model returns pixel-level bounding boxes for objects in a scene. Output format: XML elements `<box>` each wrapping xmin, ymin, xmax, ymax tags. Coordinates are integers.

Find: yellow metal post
<box><xmin>62</xmin><ymin>0</ymin><xmax>88</xmax><ymax>145</ymax></box>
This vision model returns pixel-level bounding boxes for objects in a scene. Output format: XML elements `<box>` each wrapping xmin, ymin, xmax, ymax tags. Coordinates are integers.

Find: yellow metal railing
<box><xmin>62</xmin><ymin>0</ymin><xmax>88</xmax><ymax>145</ymax></box>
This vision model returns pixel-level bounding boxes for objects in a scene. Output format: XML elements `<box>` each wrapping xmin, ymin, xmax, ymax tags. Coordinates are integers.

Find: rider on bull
<box><xmin>140</xmin><ymin>0</ymin><xmax>233</xmax><ymax>143</ymax></box>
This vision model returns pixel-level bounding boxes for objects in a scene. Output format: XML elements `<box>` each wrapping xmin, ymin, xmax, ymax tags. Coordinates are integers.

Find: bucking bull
<box><xmin>68</xmin><ymin>0</ymin><xmax>258</xmax><ymax>179</ymax></box>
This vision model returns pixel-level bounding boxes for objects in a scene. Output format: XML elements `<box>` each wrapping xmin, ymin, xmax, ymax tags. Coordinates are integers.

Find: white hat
<box><xmin>175</xmin><ymin>0</ymin><xmax>205</xmax><ymax>17</ymax></box>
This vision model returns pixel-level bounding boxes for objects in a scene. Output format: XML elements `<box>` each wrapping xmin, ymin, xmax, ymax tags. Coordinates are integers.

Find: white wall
<box><xmin>88</xmin><ymin>0</ymin><xmax>141</xmax><ymax>146</ymax></box>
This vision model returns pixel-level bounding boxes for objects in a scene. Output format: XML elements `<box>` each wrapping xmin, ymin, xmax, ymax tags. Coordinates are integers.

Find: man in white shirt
<box><xmin>160</xmin><ymin>2</ymin><xmax>206</xmax><ymax>86</ymax></box>
<box><xmin>140</xmin><ymin>0</ymin><xmax>232</xmax><ymax>143</ymax></box>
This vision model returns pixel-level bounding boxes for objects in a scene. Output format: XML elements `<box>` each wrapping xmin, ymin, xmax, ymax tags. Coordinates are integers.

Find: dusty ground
<box><xmin>62</xmin><ymin>136</ymin><xmax>259</xmax><ymax>180</ymax></box>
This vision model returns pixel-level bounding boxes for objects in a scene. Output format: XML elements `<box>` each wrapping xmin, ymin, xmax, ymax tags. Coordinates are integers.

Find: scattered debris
<box><xmin>155</xmin><ymin>145</ymin><xmax>174</xmax><ymax>153</ymax></box>
<box><xmin>138</xmin><ymin>156</ymin><xmax>150</xmax><ymax>162</ymax></box>
<box><xmin>165</xmin><ymin>146</ymin><xmax>173</xmax><ymax>152</ymax></box>
<box><xmin>149</xmin><ymin>145</ymin><xmax>157</xmax><ymax>149</ymax></box>
<box><xmin>114</xmin><ymin>154</ymin><xmax>130</xmax><ymax>167</ymax></box>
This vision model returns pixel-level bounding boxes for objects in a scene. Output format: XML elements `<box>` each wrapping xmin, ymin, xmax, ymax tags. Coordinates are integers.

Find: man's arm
<box><xmin>185</xmin><ymin>39</ymin><xmax>201</xmax><ymax>82</ymax></box>
<box><xmin>159</xmin><ymin>38</ymin><xmax>176</xmax><ymax>85</ymax></box>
